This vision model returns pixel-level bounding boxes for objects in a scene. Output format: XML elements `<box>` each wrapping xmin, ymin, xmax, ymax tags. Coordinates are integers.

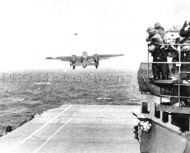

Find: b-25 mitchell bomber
<box><xmin>46</xmin><ymin>51</ymin><xmax>124</xmax><ymax>69</ymax></box>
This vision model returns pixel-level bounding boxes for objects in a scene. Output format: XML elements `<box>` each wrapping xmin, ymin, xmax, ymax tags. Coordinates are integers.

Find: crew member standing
<box><xmin>179</xmin><ymin>20</ymin><xmax>190</xmax><ymax>79</ymax></box>
<box><xmin>147</xmin><ymin>27</ymin><xmax>163</xmax><ymax>80</ymax></box>
<box><xmin>155</xmin><ymin>22</ymin><xmax>169</xmax><ymax>79</ymax></box>
<box><xmin>146</xmin><ymin>27</ymin><xmax>168</xmax><ymax>80</ymax></box>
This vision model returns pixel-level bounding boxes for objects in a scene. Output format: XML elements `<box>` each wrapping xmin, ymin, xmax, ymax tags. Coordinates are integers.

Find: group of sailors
<box><xmin>146</xmin><ymin>21</ymin><xmax>190</xmax><ymax>80</ymax></box>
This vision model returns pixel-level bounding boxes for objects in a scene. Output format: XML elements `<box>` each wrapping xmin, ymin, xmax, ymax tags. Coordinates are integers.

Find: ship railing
<box><xmin>144</xmin><ymin>42</ymin><xmax>190</xmax><ymax>130</ymax></box>
<box><xmin>160</xmin><ymin>95</ymin><xmax>190</xmax><ymax>98</ymax></box>
<box><xmin>147</xmin><ymin>43</ymin><xmax>190</xmax><ymax>107</ymax></box>
<box><xmin>146</xmin><ymin>62</ymin><xmax>190</xmax><ymax>81</ymax></box>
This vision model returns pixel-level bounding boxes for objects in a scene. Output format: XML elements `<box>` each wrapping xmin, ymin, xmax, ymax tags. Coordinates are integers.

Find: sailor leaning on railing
<box><xmin>146</xmin><ymin>23</ymin><xmax>168</xmax><ymax>80</ymax></box>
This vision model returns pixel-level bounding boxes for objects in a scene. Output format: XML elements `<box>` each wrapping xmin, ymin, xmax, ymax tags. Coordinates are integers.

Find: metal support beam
<box><xmin>158</xmin><ymin>104</ymin><xmax>190</xmax><ymax>114</ymax></box>
<box><xmin>189</xmin><ymin>115</ymin><xmax>190</xmax><ymax>132</ymax></box>
<box><xmin>160</xmin><ymin>111</ymin><xmax>163</xmax><ymax>121</ymax></box>
<box><xmin>168</xmin><ymin>114</ymin><xmax>172</xmax><ymax>124</ymax></box>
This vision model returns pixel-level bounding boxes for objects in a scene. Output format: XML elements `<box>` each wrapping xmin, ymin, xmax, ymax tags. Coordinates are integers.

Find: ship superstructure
<box><xmin>137</xmin><ymin>30</ymin><xmax>190</xmax><ymax>153</ymax></box>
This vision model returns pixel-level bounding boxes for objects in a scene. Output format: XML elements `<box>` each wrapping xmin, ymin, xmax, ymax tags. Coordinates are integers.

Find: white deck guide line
<box><xmin>33</xmin><ymin>114</ymin><xmax>76</xmax><ymax>153</ymax></box>
<box><xmin>12</xmin><ymin>105</ymin><xmax>72</xmax><ymax>151</ymax></box>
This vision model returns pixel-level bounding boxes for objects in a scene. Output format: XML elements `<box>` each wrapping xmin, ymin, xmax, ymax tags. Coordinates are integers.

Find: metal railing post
<box><xmin>177</xmin><ymin>45</ymin><xmax>181</xmax><ymax>106</ymax></box>
<box><xmin>148</xmin><ymin>48</ymin><xmax>150</xmax><ymax>78</ymax></box>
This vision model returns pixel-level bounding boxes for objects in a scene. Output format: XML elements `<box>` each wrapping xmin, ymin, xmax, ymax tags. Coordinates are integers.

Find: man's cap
<box><xmin>146</xmin><ymin>27</ymin><xmax>155</xmax><ymax>33</ymax></box>
<box><xmin>154</xmin><ymin>22</ymin><xmax>164</xmax><ymax>29</ymax></box>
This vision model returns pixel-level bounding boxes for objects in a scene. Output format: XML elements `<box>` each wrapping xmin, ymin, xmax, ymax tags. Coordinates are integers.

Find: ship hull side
<box><xmin>140</xmin><ymin>120</ymin><xmax>190</xmax><ymax>153</ymax></box>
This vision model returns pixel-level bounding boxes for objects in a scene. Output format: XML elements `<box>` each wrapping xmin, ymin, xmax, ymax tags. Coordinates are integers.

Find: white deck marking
<box><xmin>33</xmin><ymin>114</ymin><xmax>76</xmax><ymax>153</ymax></box>
<box><xmin>13</xmin><ymin>105</ymin><xmax>72</xmax><ymax>151</ymax></box>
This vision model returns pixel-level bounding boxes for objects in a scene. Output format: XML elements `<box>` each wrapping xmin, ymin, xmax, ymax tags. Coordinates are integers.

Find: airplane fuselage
<box><xmin>46</xmin><ymin>51</ymin><xmax>124</xmax><ymax>70</ymax></box>
<box><xmin>70</xmin><ymin>51</ymin><xmax>92</xmax><ymax>69</ymax></box>
<box><xmin>81</xmin><ymin>52</ymin><xmax>88</xmax><ymax>68</ymax></box>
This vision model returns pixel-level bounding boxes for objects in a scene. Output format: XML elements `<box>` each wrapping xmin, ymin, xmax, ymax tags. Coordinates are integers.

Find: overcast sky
<box><xmin>0</xmin><ymin>0</ymin><xmax>190</xmax><ymax>72</ymax></box>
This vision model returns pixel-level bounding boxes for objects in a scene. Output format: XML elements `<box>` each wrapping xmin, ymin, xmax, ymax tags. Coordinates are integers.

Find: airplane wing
<box><xmin>46</xmin><ymin>56</ymin><xmax>81</xmax><ymax>62</ymax></box>
<box><xmin>46</xmin><ymin>56</ymin><xmax>71</xmax><ymax>61</ymax></box>
<box><xmin>89</xmin><ymin>54</ymin><xmax>124</xmax><ymax>60</ymax></box>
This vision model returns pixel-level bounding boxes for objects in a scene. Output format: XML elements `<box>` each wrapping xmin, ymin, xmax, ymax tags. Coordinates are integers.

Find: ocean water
<box><xmin>0</xmin><ymin>69</ymin><xmax>141</xmax><ymax>135</ymax></box>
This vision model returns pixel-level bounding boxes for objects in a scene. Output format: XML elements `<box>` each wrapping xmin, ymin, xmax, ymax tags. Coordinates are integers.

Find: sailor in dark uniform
<box><xmin>179</xmin><ymin>20</ymin><xmax>190</xmax><ymax>79</ymax></box>
<box><xmin>146</xmin><ymin>27</ymin><xmax>168</xmax><ymax>80</ymax></box>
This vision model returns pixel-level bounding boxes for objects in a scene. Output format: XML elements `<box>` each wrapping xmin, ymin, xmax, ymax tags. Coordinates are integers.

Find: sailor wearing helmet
<box><xmin>154</xmin><ymin>22</ymin><xmax>166</xmax><ymax>41</ymax></box>
<box><xmin>146</xmin><ymin>27</ymin><xmax>166</xmax><ymax>80</ymax></box>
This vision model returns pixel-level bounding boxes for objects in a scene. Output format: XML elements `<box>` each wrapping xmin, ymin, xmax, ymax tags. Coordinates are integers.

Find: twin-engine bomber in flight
<box><xmin>46</xmin><ymin>51</ymin><xmax>124</xmax><ymax>69</ymax></box>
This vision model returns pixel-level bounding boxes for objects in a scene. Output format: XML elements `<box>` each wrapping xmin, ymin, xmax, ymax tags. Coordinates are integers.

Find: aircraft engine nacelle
<box><xmin>94</xmin><ymin>54</ymin><xmax>99</xmax><ymax>65</ymax></box>
<box><xmin>71</xmin><ymin>55</ymin><xmax>77</xmax><ymax>64</ymax></box>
